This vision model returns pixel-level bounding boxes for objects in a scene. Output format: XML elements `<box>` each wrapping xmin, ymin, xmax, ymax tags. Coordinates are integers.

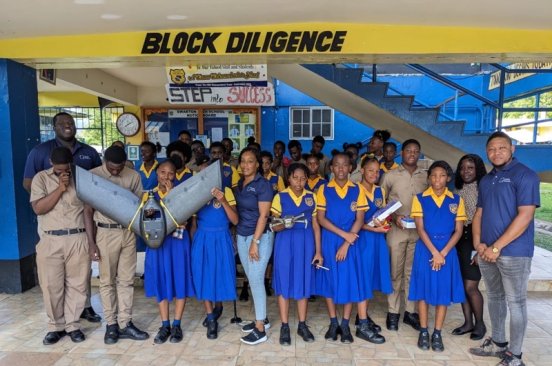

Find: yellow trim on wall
<box><xmin>38</xmin><ymin>92</ymin><xmax>99</xmax><ymax>107</ymax></box>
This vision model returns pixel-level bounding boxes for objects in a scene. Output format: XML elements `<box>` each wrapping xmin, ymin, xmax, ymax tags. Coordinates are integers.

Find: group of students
<box><xmin>128</xmin><ymin>128</ymin><xmax>481</xmax><ymax>351</ymax></box>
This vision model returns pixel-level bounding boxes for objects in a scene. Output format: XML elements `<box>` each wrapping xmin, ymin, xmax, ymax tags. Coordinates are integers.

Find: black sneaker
<box><xmin>431</xmin><ymin>332</ymin><xmax>444</xmax><ymax>352</ymax></box>
<box><xmin>241</xmin><ymin>327</ymin><xmax>267</xmax><ymax>345</ymax></box>
<box><xmin>356</xmin><ymin>322</ymin><xmax>385</xmax><ymax>344</ymax></box>
<box><xmin>104</xmin><ymin>324</ymin><xmax>119</xmax><ymax>345</ymax></box>
<box><xmin>340</xmin><ymin>325</ymin><xmax>353</xmax><ymax>344</ymax></box>
<box><xmin>403</xmin><ymin>311</ymin><xmax>421</xmax><ymax>331</ymax></box>
<box><xmin>279</xmin><ymin>325</ymin><xmax>291</xmax><ymax>346</ymax></box>
<box><xmin>80</xmin><ymin>306</ymin><xmax>101</xmax><ymax>323</ymax></box>
<box><xmin>297</xmin><ymin>323</ymin><xmax>315</xmax><ymax>343</ymax></box>
<box><xmin>241</xmin><ymin>318</ymin><xmax>270</xmax><ymax>333</ymax></box>
<box><xmin>68</xmin><ymin>329</ymin><xmax>86</xmax><ymax>343</ymax></box>
<box><xmin>119</xmin><ymin>321</ymin><xmax>149</xmax><ymax>340</ymax></box>
<box><xmin>206</xmin><ymin>319</ymin><xmax>218</xmax><ymax>340</ymax></box>
<box><xmin>386</xmin><ymin>312</ymin><xmax>400</xmax><ymax>331</ymax></box>
<box><xmin>324</xmin><ymin>323</ymin><xmax>341</xmax><ymax>341</ymax></box>
<box><xmin>154</xmin><ymin>326</ymin><xmax>171</xmax><ymax>344</ymax></box>
<box><xmin>469</xmin><ymin>337</ymin><xmax>508</xmax><ymax>358</ymax></box>
<box><xmin>417</xmin><ymin>331</ymin><xmax>430</xmax><ymax>351</ymax></box>
<box><xmin>170</xmin><ymin>325</ymin><xmax>183</xmax><ymax>343</ymax></box>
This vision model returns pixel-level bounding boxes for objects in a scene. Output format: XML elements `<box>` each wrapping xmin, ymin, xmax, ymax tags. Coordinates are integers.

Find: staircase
<box><xmin>303</xmin><ymin>64</ymin><xmax>491</xmax><ymax>159</ymax></box>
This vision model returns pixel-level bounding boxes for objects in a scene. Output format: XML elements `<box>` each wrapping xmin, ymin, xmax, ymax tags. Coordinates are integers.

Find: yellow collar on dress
<box><xmin>422</xmin><ymin>187</ymin><xmax>454</xmax><ymax>207</ymax></box>
<box><xmin>283</xmin><ymin>187</ymin><xmax>308</xmax><ymax>207</ymax></box>
<box><xmin>176</xmin><ymin>167</ymin><xmax>192</xmax><ymax>181</ymax></box>
<box><xmin>140</xmin><ymin>160</ymin><xmax>158</xmax><ymax>178</ymax></box>
<box><xmin>327</xmin><ymin>179</ymin><xmax>355</xmax><ymax>199</ymax></box>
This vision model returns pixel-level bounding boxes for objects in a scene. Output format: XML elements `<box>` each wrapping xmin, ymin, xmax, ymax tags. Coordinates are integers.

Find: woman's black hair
<box><xmin>287</xmin><ymin>162</ymin><xmax>308</xmax><ymax>178</ymax></box>
<box><xmin>343</xmin><ymin>142</ymin><xmax>362</xmax><ymax>153</ymax></box>
<box><xmin>238</xmin><ymin>147</ymin><xmax>262</xmax><ymax>174</ymax></box>
<box><xmin>372</xmin><ymin>129</ymin><xmax>391</xmax><ymax>143</ymax></box>
<box><xmin>454</xmin><ymin>154</ymin><xmax>487</xmax><ymax>189</ymax></box>
<box><xmin>156</xmin><ymin>157</ymin><xmax>177</xmax><ymax>172</ymax></box>
<box><xmin>330</xmin><ymin>150</ymin><xmax>353</xmax><ymax>166</ymax></box>
<box><xmin>139</xmin><ymin>141</ymin><xmax>157</xmax><ymax>154</ymax></box>
<box><xmin>260</xmin><ymin>150</ymin><xmax>273</xmax><ymax>163</ymax></box>
<box><xmin>305</xmin><ymin>152</ymin><xmax>322</xmax><ymax>161</ymax></box>
<box><xmin>166</xmin><ymin>140</ymin><xmax>192</xmax><ymax>164</ymax></box>
<box><xmin>360</xmin><ymin>155</ymin><xmax>379</xmax><ymax>169</ymax></box>
<box><xmin>427</xmin><ymin>160</ymin><xmax>454</xmax><ymax>178</ymax></box>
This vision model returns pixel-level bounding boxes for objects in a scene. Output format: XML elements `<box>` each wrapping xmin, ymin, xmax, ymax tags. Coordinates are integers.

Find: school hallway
<box><xmin>2</xmin><ymin>251</ymin><xmax>552</xmax><ymax>366</ymax></box>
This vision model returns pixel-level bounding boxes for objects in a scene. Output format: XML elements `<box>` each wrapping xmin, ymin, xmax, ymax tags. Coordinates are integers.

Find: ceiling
<box><xmin>4</xmin><ymin>0</ymin><xmax>551</xmax><ymax>103</ymax></box>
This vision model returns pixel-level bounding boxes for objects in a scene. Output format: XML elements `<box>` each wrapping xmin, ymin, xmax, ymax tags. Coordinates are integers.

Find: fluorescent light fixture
<box><xmin>167</xmin><ymin>15</ymin><xmax>188</xmax><ymax>20</ymax></box>
<box><xmin>101</xmin><ymin>14</ymin><xmax>123</xmax><ymax>20</ymax></box>
<box><xmin>74</xmin><ymin>0</ymin><xmax>105</xmax><ymax>4</ymax></box>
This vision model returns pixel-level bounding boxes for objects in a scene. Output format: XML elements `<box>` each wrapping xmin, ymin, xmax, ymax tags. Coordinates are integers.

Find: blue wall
<box><xmin>0</xmin><ymin>60</ymin><xmax>40</xmax><ymax>260</ymax></box>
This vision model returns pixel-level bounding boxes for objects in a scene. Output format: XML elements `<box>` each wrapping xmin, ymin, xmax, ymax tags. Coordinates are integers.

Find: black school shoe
<box><xmin>356</xmin><ymin>322</ymin><xmax>385</xmax><ymax>344</ymax></box>
<box><xmin>170</xmin><ymin>325</ymin><xmax>183</xmax><ymax>343</ymax></box>
<box><xmin>119</xmin><ymin>321</ymin><xmax>149</xmax><ymax>340</ymax></box>
<box><xmin>80</xmin><ymin>306</ymin><xmax>101</xmax><ymax>323</ymax></box>
<box><xmin>68</xmin><ymin>329</ymin><xmax>86</xmax><ymax>343</ymax></box>
<box><xmin>403</xmin><ymin>311</ymin><xmax>421</xmax><ymax>331</ymax></box>
<box><xmin>104</xmin><ymin>324</ymin><xmax>119</xmax><ymax>345</ymax></box>
<box><xmin>202</xmin><ymin>306</ymin><xmax>223</xmax><ymax>327</ymax></box>
<box><xmin>297</xmin><ymin>323</ymin><xmax>315</xmax><ymax>343</ymax></box>
<box><xmin>154</xmin><ymin>326</ymin><xmax>171</xmax><ymax>344</ymax></box>
<box><xmin>355</xmin><ymin>314</ymin><xmax>382</xmax><ymax>333</ymax></box>
<box><xmin>43</xmin><ymin>330</ymin><xmax>67</xmax><ymax>345</ymax></box>
<box><xmin>417</xmin><ymin>331</ymin><xmax>430</xmax><ymax>351</ymax></box>
<box><xmin>206</xmin><ymin>319</ymin><xmax>218</xmax><ymax>340</ymax></box>
<box><xmin>431</xmin><ymin>332</ymin><xmax>444</xmax><ymax>352</ymax></box>
<box><xmin>279</xmin><ymin>325</ymin><xmax>291</xmax><ymax>346</ymax></box>
<box><xmin>386</xmin><ymin>312</ymin><xmax>400</xmax><ymax>331</ymax></box>
<box><xmin>324</xmin><ymin>323</ymin><xmax>341</xmax><ymax>341</ymax></box>
<box><xmin>340</xmin><ymin>325</ymin><xmax>354</xmax><ymax>344</ymax></box>
<box><xmin>241</xmin><ymin>328</ymin><xmax>267</xmax><ymax>345</ymax></box>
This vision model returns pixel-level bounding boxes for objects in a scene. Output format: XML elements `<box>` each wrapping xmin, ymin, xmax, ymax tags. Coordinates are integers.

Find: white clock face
<box><xmin>116</xmin><ymin>113</ymin><xmax>140</xmax><ymax>137</ymax></box>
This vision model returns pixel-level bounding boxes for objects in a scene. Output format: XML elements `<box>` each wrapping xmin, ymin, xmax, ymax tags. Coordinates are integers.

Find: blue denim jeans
<box><xmin>478</xmin><ymin>255</ymin><xmax>532</xmax><ymax>355</ymax></box>
<box><xmin>237</xmin><ymin>232</ymin><xmax>274</xmax><ymax>321</ymax></box>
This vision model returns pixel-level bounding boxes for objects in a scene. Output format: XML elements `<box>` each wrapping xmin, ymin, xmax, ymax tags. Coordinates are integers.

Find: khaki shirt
<box><xmin>30</xmin><ymin>168</ymin><xmax>84</xmax><ymax>231</ymax></box>
<box><xmin>380</xmin><ymin>164</ymin><xmax>428</xmax><ymax>217</ymax></box>
<box><xmin>90</xmin><ymin>165</ymin><xmax>143</xmax><ymax>224</ymax></box>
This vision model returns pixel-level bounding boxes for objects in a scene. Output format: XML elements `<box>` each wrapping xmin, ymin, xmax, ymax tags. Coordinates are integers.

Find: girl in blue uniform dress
<box><xmin>271</xmin><ymin>163</ymin><xmax>322</xmax><ymax>346</ymax></box>
<box><xmin>357</xmin><ymin>157</ymin><xmax>392</xmax><ymax>338</ymax></box>
<box><xmin>315</xmin><ymin>152</ymin><xmax>371</xmax><ymax>344</ymax></box>
<box><xmin>191</xmin><ymin>172</ymin><xmax>238</xmax><ymax>340</ymax></box>
<box><xmin>136</xmin><ymin>141</ymin><xmax>159</xmax><ymax>252</ymax></box>
<box><xmin>306</xmin><ymin>153</ymin><xmax>328</xmax><ymax>192</ymax></box>
<box><xmin>144</xmin><ymin>159</ymin><xmax>195</xmax><ymax>345</ymax></box>
<box><xmin>166</xmin><ymin>140</ymin><xmax>193</xmax><ymax>186</ymax></box>
<box><xmin>408</xmin><ymin>160</ymin><xmax>466</xmax><ymax>352</ymax></box>
<box><xmin>261</xmin><ymin>151</ymin><xmax>285</xmax><ymax>196</ymax></box>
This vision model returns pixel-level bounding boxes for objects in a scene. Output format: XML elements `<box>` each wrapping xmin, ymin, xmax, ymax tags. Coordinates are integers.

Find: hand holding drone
<box><xmin>269</xmin><ymin>213</ymin><xmax>308</xmax><ymax>232</ymax></box>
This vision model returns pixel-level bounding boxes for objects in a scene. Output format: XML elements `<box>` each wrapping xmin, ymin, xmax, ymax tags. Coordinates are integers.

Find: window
<box><xmin>289</xmin><ymin>107</ymin><xmax>333</xmax><ymax>140</ymax></box>
<box><xmin>38</xmin><ymin>106</ymin><xmax>125</xmax><ymax>151</ymax></box>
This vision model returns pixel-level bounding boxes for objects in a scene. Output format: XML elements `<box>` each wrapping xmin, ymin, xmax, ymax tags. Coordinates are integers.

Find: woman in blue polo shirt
<box><xmin>234</xmin><ymin>147</ymin><xmax>274</xmax><ymax>345</ymax></box>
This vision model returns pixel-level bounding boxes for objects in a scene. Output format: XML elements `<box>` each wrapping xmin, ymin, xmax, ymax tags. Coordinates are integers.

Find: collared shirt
<box><xmin>316</xmin><ymin>179</ymin><xmax>368</xmax><ymax>211</ymax></box>
<box><xmin>223</xmin><ymin>162</ymin><xmax>239</xmax><ymax>189</ymax></box>
<box><xmin>380</xmin><ymin>164</ymin><xmax>428</xmax><ymax>217</ymax></box>
<box><xmin>30</xmin><ymin>168</ymin><xmax>84</xmax><ymax>232</ymax></box>
<box><xmin>90</xmin><ymin>164</ymin><xmax>143</xmax><ymax>224</ymax></box>
<box><xmin>307</xmin><ymin>175</ymin><xmax>328</xmax><ymax>193</ymax></box>
<box><xmin>24</xmin><ymin>138</ymin><xmax>101</xmax><ymax>179</ymax></box>
<box><xmin>136</xmin><ymin>160</ymin><xmax>159</xmax><ymax>190</ymax></box>
<box><xmin>235</xmin><ymin>173</ymin><xmax>274</xmax><ymax>236</ymax></box>
<box><xmin>477</xmin><ymin>158</ymin><xmax>540</xmax><ymax>257</ymax></box>
<box><xmin>265</xmin><ymin>171</ymin><xmax>285</xmax><ymax>195</ymax></box>
<box><xmin>411</xmin><ymin>187</ymin><xmax>467</xmax><ymax>221</ymax></box>
<box><xmin>272</xmin><ymin>187</ymin><xmax>318</xmax><ymax>217</ymax></box>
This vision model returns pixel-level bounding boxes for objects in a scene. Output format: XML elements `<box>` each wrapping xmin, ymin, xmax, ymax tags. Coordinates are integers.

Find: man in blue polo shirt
<box><xmin>23</xmin><ymin>112</ymin><xmax>102</xmax><ymax>323</ymax></box>
<box><xmin>469</xmin><ymin>131</ymin><xmax>540</xmax><ymax>366</ymax></box>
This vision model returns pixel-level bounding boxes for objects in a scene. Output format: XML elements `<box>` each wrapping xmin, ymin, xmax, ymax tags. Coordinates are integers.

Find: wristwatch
<box><xmin>492</xmin><ymin>246</ymin><xmax>500</xmax><ymax>254</ymax></box>
<box><xmin>252</xmin><ymin>238</ymin><xmax>260</xmax><ymax>244</ymax></box>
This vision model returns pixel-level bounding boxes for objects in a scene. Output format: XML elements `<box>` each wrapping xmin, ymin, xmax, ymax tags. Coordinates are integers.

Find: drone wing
<box><xmin>74</xmin><ymin>166</ymin><xmax>142</xmax><ymax>234</ymax></box>
<box><xmin>162</xmin><ymin>160</ymin><xmax>222</xmax><ymax>234</ymax></box>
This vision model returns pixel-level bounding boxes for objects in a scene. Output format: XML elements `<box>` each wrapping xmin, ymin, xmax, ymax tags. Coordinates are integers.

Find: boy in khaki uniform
<box><xmin>84</xmin><ymin>146</ymin><xmax>149</xmax><ymax>344</ymax></box>
<box><xmin>380</xmin><ymin>139</ymin><xmax>428</xmax><ymax>332</ymax></box>
<box><xmin>31</xmin><ymin>147</ymin><xmax>90</xmax><ymax>345</ymax></box>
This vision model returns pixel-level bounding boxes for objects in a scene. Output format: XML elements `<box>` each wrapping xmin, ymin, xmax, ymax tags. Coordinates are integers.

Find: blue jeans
<box><xmin>237</xmin><ymin>232</ymin><xmax>274</xmax><ymax>321</ymax></box>
<box><xmin>478</xmin><ymin>255</ymin><xmax>532</xmax><ymax>355</ymax></box>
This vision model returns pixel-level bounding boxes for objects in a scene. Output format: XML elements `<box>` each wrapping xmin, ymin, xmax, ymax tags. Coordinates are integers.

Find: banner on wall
<box><xmin>165</xmin><ymin>82</ymin><xmax>275</xmax><ymax>106</ymax></box>
<box><xmin>167</xmin><ymin>64</ymin><xmax>267</xmax><ymax>87</ymax></box>
<box><xmin>488</xmin><ymin>62</ymin><xmax>552</xmax><ymax>90</ymax></box>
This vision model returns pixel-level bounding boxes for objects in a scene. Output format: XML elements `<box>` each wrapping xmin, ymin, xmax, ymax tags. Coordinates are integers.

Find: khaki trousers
<box><xmin>96</xmin><ymin>227</ymin><xmax>137</xmax><ymax>328</ymax></box>
<box><xmin>386</xmin><ymin>227</ymin><xmax>419</xmax><ymax>314</ymax></box>
<box><xmin>36</xmin><ymin>233</ymin><xmax>90</xmax><ymax>332</ymax></box>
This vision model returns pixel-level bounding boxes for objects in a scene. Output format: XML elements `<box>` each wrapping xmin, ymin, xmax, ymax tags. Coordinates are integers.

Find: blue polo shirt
<box><xmin>24</xmin><ymin>138</ymin><xmax>102</xmax><ymax>178</ymax></box>
<box><xmin>477</xmin><ymin>158</ymin><xmax>540</xmax><ymax>257</ymax></box>
<box><xmin>235</xmin><ymin>173</ymin><xmax>273</xmax><ymax>236</ymax></box>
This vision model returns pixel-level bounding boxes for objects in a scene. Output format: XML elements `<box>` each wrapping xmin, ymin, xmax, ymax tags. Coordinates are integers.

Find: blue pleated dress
<box><xmin>314</xmin><ymin>181</ymin><xmax>367</xmax><ymax>304</ymax></box>
<box><xmin>191</xmin><ymin>187</ymin><xmax>237</xmax><ymax>302</ymax></box>
<box><xmin>144</xmin><ymin>189</ymin><xmax>195</xmax><ymax>302</ymax></box>
<box><xmin>358</xmin><ymin>185</ymin><xmax>392</xmax><ymax>297</ymax></box>
<box><xmin>272</xmin><ymin>189</ymin><xmax>317</xmax><ymax>300</ymax></box>
<box><xmin>408</xmin><ymin>189</ymin><xmax>466</xmax><ymax>306</ymax></box>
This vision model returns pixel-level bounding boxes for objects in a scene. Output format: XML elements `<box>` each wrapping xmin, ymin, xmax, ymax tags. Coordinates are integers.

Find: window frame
<box><xmin>288</xmin><ymin>106</ymin><xmax>334</xmax><ymax>140</ymax></box>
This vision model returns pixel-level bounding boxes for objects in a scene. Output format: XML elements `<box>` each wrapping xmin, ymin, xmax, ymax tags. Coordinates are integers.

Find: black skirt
<box><xmin>455</xmin><ymin>224</ymin><xmax>482</xmax><ymax>282</ymax></box>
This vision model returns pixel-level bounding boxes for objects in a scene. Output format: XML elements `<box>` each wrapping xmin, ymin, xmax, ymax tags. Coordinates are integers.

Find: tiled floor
<box><xmin>1</xmin><ymin>286</ymin><xmax>552</xmax><ymax>366</ymax></box>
